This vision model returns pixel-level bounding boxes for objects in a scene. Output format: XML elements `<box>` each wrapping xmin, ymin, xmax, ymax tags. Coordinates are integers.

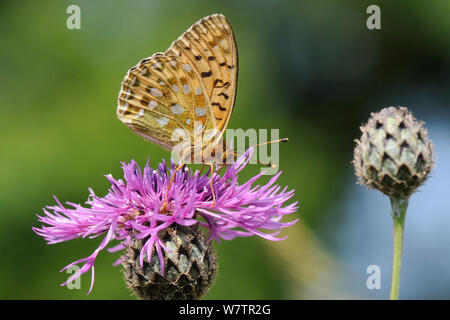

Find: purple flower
<box><xmin>33</xmin><ymin>148</ymin><xmax>298</xmax><ymax>293</ymax></box>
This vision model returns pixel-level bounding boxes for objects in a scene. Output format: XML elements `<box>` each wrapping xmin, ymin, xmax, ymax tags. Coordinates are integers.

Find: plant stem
<box><xmin>389</xmin><ymin>196</ymin><xmax>409</xmax><ymax>300</ymax></box>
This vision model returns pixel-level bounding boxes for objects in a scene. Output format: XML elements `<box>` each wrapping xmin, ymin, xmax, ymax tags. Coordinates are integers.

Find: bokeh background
<box><xmin>0</xmin><ymin>0</ymin><xmax>449</xmax><ymax>299</ymax></box>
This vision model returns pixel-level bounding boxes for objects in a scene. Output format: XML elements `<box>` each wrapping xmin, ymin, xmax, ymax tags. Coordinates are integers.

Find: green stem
<box><xmin>389</xmin><ymin>196</ymin><xmax>409</xmax><ymax>300</ymax></box>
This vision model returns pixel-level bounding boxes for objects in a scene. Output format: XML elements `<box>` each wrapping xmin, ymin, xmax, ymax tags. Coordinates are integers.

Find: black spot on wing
<box><xmin>218</xmin><ymin>92</ymin><xmax>229</xmax><ymax>99</ymax></box>
<box><xmin>201</xmin><ymin>71</ymin><xmax>212</xmax><ymax>77</ymax></box>
<box><xmin>142</xmin><ymin>69</ymin><xmax>151</xmax><ymax>77</ymax></box>
<box><xmin>140</xmin><ymin>97</ymin><xmax>149</xmax><ymax>106</ymax></box>
<box><xmin>131</xmin><ymin>78</ymin><xmax>140</xmax><ymax>87</ymax></box>
<box><xmin>213</xmin><ymin>79</ymin><xmax>230</xmax><ymax>88</ymax></box>
<box><xmin>213</xmin><ymin>79</ymin><xmax>223</xmax><ymax>87</ymax></box>
<box><xmin>212</xmin><ymin>102</ymin><xmax>226</xmax><ymax>111</ymax></box>
<box><xmin>126</xmin><ymin>90</ymin><xmax>135</xmax><ymax>100</ymax></box>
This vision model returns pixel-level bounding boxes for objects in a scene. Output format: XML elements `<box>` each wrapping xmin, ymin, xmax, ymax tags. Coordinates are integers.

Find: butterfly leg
<box><xmin>205</xmin><ymin>162</ymin><xmax>216</xmax><ymax>207</ymax></box>
<box><xmin>161</xmin><ymin>162</ymin><xmax>185</xmax><ymax>213</ymax></box>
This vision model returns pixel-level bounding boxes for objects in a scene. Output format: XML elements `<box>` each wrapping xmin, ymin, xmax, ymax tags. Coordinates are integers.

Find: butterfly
<box><xmin>117</xmin><ymin>13</ymin><xmax>238</xmax><ymax>165</ymax></box>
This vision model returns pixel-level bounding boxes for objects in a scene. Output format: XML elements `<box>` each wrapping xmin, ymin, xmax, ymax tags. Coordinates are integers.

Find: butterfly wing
<box><xmin>166</xmin><ymin>14</ymin><xmax>238</xmax><ymax>141</ymax></box>
<box><xmin>117</xmin><ymin>53</ymin><xmax>210</xmax><ymax>150</ymax></box>
<box><xmin>117</xmin><ymin>14</ymin><xmax>238</xmax><ymax>153</ymax></box>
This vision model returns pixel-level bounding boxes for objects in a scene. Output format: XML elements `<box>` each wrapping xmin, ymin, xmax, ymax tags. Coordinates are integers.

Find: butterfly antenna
<box><xmin>230</xmin><ymin>138</ymin><xmax>289</xmax><ymax>166</ymax></box>
<box><xmin>254</xmin><ymin>138</ymin><xmax>289</xmax><ymax>168</ymax></box>
<box><xmin>232</xmin><ymin>137</ymin><xmax>289</xmax><ymax>153</ymax></box>
<box><xmin>257</xmin><ymin>160</ymin><xmax>277</xmax><ymax>168</ymax></box>
<box><xmin>255</xmin><ymin>137</ymin><xmax>289</xmax><ymax>147</ymax></box>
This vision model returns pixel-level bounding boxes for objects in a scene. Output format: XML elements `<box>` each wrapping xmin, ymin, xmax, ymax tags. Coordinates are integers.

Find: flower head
<box><xmin>33</xmin><ymin>148</ymin><xmax>298</xmax><ymax>293</ymax></box>
<box><xmin>353</xmin><ymin>106</ymin><xmax>434</xmax><ymax>198</ymax></box>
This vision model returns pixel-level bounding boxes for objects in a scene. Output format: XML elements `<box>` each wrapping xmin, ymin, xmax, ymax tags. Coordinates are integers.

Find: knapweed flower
<box><xmin>33</xmin><ymin>148</ymin><xmax>298</xmax><ymax>299</ymax></box>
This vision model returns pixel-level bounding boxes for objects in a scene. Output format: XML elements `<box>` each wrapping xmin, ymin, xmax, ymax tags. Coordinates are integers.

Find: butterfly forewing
<box><xmin>117</xmin><ymin>13</ymin><xmax>238</xmax><ymax>159</ymax></box>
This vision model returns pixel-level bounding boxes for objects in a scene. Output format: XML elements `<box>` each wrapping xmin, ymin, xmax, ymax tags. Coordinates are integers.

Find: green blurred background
<box><xmin>1</xmin><ymin>0</ymin><xmax>449</xmax><ymax>299</ymax></box>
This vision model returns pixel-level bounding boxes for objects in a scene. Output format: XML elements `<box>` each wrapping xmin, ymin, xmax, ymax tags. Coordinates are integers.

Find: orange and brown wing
<box><xmin>117</xmin><ymin>14</ymin><xmax>238</xmax><ymax>151</ymax></box>
<box><xmin>166</xmin><ymin>13</ymin><xmax>238</xmax><ymax>140</ymax></box>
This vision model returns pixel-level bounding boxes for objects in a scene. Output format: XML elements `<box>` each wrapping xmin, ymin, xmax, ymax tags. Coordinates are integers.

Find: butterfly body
<box><xmin>117</xmin><ymin>14</ymin><xmax>238</xmax><ymax>164</ymax></box>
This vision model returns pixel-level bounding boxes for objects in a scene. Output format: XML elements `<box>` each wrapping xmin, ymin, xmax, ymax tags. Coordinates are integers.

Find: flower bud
<box><xmin>353</xmin><ymin>106</ymin><xmax>434</xmax><ymax>198</ymax></box>
<box><xmin>122</xmin><ymin>224</ymin><xmax>217</xmax><ymax>300</ymax></box>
